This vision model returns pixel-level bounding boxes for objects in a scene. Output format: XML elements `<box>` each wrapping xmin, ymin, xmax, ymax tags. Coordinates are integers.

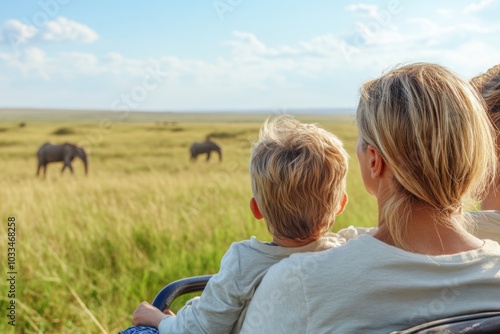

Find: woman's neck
<box><xmin>374</xmin><ymin>207</ymin><xmax>484</xmax><ymax>255</ymax></box>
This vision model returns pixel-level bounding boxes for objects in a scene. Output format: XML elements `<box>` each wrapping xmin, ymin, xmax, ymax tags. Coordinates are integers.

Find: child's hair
<box><xmin>356</xmin><ymin>63</ymin><xmax>497</xmax><ymax>248</ymax></box>
<box><xmin>249</xmin><ymin>116</ymin><xmax>348</xmax><ymax>241</ymax></box>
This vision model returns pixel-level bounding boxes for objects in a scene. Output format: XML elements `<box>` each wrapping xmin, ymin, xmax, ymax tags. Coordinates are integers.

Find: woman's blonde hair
<box><xmin>250</xmin><ymin>116</ymin><xmax>348</xmax><ymax>240</ymax></box>
<box><xmin>356</xmin><ymin>63</ymin><xmax>497</xmax><ymax>248</ymax></box>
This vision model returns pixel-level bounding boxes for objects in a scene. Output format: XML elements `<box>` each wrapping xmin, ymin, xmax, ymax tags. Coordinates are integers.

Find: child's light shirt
<box><xmin>158</xmin><ymin>231</ymin><xmax>356</xmax><ymax>334</ymax></box>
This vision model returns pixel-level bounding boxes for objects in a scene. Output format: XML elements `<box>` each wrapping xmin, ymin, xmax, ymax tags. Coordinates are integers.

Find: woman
<box><xmin>469</xmin><ymin>65</ymin><xmax>500</xmax><ymax>241</ymax></box>
<box><xmin>239</xmin><ymin>63</ymin><xmax>500</xmax><ymax>333</ymax></box>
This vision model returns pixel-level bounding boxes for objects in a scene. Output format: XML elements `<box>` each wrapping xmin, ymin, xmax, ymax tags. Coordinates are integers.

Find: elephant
<box><xmin>36</xmin><ymin>142</ymin><xmax>88</xmax><ymax>177</ymax></box>
<box><xmin>190</xmin><ymin>140</ymin><xmax>222</xmax><ymax>162</ymax></box>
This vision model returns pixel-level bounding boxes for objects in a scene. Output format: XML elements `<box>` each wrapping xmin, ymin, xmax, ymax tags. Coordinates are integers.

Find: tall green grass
<box><xmin>0</xmin><ymin>115</ymin><xmax>377</xmax><ymax>333</ymax></box>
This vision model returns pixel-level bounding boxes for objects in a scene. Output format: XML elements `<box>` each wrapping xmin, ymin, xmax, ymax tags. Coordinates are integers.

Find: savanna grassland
<box><xmin>0</xmin><ymin>110</ymin><xmax>377</xmax><ymax>333</ymax></box>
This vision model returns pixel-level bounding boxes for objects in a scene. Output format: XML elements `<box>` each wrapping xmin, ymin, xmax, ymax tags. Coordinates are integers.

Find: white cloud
<box><xmin>224</xmin><ymin>31</ymin><xmax>266</xmax><ymax>52</ymax></box>
<box><xmin>0</xmin><ymin>17</ymin><xmax>98</xmax><ymax>45</ymax></box>
<box><xmin>24</xmin><ymin>47</ymin><xmax>46</xmax><ymax>63</ymax></box>
<box><xmin>346</xmin><ymin>3</ymin><xmax>380</xmax><ymax>17</ymax></box>
<box><xmin>60</xmin><ymin>52</ymin><xmax>100</xmax><ymax>75</ymax></box>
<box><xmin>9</xmin><ymin>47</ymin><xmax>51</xmax><ymax>80</ymax></box>
<box><xmin>463</xmin><ymin>0</ymin><xmax>496</xmax><ymax>13</ymax></box>
<box><xmin>298</xmin><ymin>35</ymin><xmax>346</xmax><ymax>56</ymax></box>
<box><xmin>225</xmin><ymin>31</ymin><xmax>346</xmax><ymax>61</ymax></box>
<box><xmin>0</xmin><ymin>19</ymin><xmax>37</xmax><ymax>45</ymax></box>
<box><xmin>222</xmin><ymin>31</ymin><xmax>303</xmax><ymax>62</ymax></box>
<box><xmin>348</xmin><ymin>14</ymin><xmax>500</xmax><ymax>55</ymax></box>
<box><xmin>103</xmin><ymin>52</ymin><xmax>145</xmax><ymax>76</ymax></box>
<box><xmin>405</xmin><ymin>18</ymin><xmax>500</xmax><ymax>45</ymax></box>
<box><xmin>41</xmin><ymin>17</ymin><xmax>98</xmax><ymax>43</ymax></box>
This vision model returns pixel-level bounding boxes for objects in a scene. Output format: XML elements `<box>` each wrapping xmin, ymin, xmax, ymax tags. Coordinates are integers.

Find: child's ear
<box><xmin>250</xmin><ymin>197</ymin><xmax>264</xmax><ymax>220</ymax></box>
<box><xmin>336</xmin><ymin>193</ymin><xmax>348</xmax><ymax>215</ymax></box>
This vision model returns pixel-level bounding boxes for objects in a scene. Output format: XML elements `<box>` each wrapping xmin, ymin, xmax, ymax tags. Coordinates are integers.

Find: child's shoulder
<box><xmin>222</xmin><ymin>237</ymin><xmax>269</xmax><ymax>258</ymax></box>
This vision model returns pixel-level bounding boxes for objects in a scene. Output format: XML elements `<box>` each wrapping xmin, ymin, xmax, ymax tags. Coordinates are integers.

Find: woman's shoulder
<box><xmin>275</xmin><ymin>235</ymin><xmax>381</xmax><ymax>270</ymax></box>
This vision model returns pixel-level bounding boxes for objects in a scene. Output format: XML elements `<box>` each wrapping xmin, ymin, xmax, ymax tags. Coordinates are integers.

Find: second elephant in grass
<box><xmin>190</xmin><ymin>140</ymin><xmax>222</xmax><ymax>162</ymax></box>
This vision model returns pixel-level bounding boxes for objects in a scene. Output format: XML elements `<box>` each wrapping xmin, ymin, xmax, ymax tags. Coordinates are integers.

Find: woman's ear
<box><xmin>250</xmin><ymin>197</ymin><xmax>264</xmax><ymax>220</ymax></box>
<box><xmin>367</xmin><ymin>145</ymin><xmax>385</xmax><ymax>178</ymax></box>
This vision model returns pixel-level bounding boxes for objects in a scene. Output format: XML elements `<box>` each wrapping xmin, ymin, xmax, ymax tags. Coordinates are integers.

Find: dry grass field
<box><xmin>0</xmin><ymin>110</ymin><xmax>377</xmax><ymax>333</ymax></box>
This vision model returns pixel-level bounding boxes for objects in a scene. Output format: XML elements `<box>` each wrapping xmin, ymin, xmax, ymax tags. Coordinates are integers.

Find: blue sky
<box><xmin>0</xmin><ymin>0</ymin><xmax>499</xmax><ymax>112</ymax></box>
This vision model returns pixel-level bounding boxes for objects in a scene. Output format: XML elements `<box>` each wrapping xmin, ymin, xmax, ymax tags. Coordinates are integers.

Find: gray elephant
<box><xmin>190</xmin><ymin>140</ymin><xmax>222</xmax><ymax>162</ymax></box>
<box><xmin>36</xmin><ymin>142</ymin><xmax>88</xmax><ymax>176</ymax></box>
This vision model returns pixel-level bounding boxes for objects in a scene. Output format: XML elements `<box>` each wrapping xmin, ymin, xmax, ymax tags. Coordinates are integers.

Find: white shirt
<box><xmin>239</xmin><ymin>235</ymin><xmax>500</xmax><ymax>334</ymax></box>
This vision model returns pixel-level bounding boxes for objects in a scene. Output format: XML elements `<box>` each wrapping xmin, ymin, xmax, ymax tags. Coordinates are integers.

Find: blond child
<box><xmin>120</xmin><ymin>115</ymin><xmax>369</xmax><ymax>334</ymax></box>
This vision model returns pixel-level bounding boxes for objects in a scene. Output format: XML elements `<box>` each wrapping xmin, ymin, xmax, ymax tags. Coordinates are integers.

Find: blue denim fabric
<box><xmin>118</xmin><ymin>325</ymin><xmax>159</xmax><ymax>334</ymax></box>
